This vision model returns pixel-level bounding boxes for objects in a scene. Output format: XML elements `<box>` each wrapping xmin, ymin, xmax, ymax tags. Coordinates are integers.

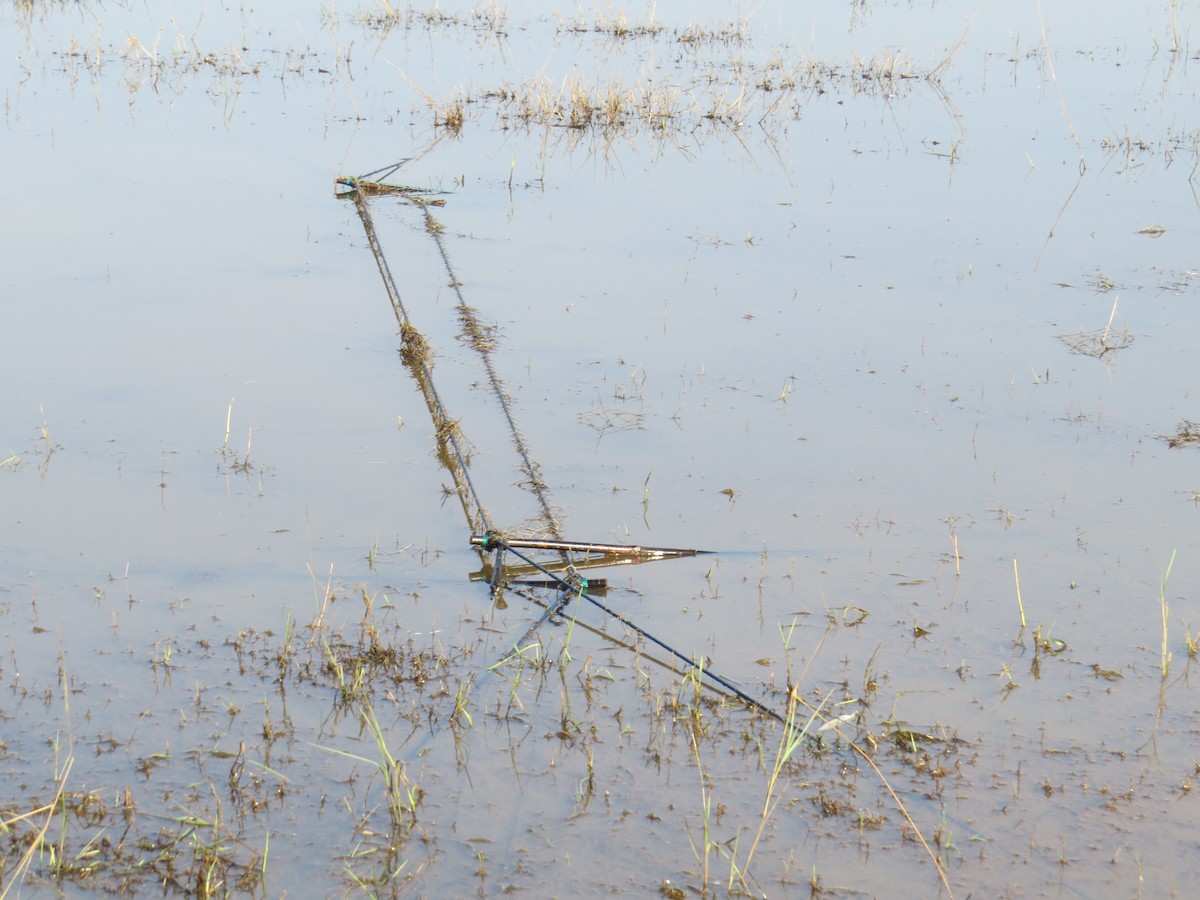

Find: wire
<box><xmin>489</xmin><ymin>537</ymin><xmax>787</xmax><ymax>727</ymax></box>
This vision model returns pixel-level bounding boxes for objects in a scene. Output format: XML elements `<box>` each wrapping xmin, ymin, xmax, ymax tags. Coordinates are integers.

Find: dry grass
<box><xmin>1162</xmin><ymin>420</ymin><xmax>1200</xmax><ymax>449</ymax></box>
<box><xmin>358</xmin><ymin>0</ymin><xmax>507</xmax><ymax>35</ymax></box>
<box><xmin>447</xmin><ymin>45</ymin><xmax>923</xmax><ymax>149</ymax></box>
<box><xmin>560</xmin><ymin>10</ymin><xmax>666</xmax><ymax>40</ymax></box>
<box><xmin>434</xmin><ymin>96</ymin><xmax>466</xmax><ymax>135</ymax></box>
<box><xmin>1057</xmin><ymin>296</ymin><xmax>1134</xmax><ymax>360</ymax></box>
<box><xmin>490</xmin><ymin>75</ymin><xmax>685</xmax><ymax>133</ymax></box>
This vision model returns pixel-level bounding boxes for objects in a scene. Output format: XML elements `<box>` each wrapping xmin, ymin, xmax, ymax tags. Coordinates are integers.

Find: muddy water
<box><xmin>4</xmin><ymin>1</ymin><xmax>1200</xmax><ymax>897</ymax></box>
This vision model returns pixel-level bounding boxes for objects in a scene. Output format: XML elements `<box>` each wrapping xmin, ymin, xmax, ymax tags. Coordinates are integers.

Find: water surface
<box><xmin>4</xmin><ymin>1</ymin><xmax>1200</xmax><ymax>896</ymax></box>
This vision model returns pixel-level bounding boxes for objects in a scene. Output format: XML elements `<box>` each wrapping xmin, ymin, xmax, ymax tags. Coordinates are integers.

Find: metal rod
<box><xmin>493</xmin><ymin>542</ymin><xmax>786</xmax><ymax>727</ymax></box>
<box><xmin>470</xmin><ymin>535</ymin><xmax>705</xmax><ymax>557</ymax></box>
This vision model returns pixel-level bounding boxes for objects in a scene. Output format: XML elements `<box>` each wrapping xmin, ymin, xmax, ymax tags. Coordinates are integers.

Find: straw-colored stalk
<box><xmin>0</xmin><ymin>757</ymin><xmax>74</xmax><ymax>899</ymax></box>
<box><xmin>1160</xmin><ymin>550</ymin><xmax>1176</xmax><ymax>677</ymax></box>
<box><xmin>1013</xmin><ymin>559</ymin><xmax>1026</xmax><ymax>631</ymax></box>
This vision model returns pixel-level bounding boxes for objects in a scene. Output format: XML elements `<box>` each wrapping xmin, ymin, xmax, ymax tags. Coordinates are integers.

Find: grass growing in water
<box><xmin>728</xmin><ymin>685</ymin><xmax>829</xmax><ymax>894</ymax></box>
<box><xmin>1159</xmin><ymin>549</ymin><xmax>1176</xmax><ymax>677</ymax></box>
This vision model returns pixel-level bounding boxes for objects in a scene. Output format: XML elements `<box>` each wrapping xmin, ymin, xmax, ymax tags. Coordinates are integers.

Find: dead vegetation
<box><xmin>1162</xmin><ymin>420</ymin><xmax>1200</xmax><ymax>449</ymax></box>
<box><xmin>1056</xmin><ymin>295</ymin><xmax>1134</xmax><ymax>360</ymax></box>
<box><xmin>444</xmin><ymin>49</ymin><xmax>925</xmax><ymax>144</ymax></box>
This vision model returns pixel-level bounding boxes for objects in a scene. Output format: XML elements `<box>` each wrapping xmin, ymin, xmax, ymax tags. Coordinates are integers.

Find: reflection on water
<box><xmin>3</xmin><ymin>1</ymin><xmax>1200</xmax><ymax>897</ymax></box>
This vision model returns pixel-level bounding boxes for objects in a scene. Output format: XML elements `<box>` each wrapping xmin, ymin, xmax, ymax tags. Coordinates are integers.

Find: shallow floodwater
<box><xmin>3</xmin><ymin>1</ymin><xmax>1200</xmax><ymax>897</ymax></box>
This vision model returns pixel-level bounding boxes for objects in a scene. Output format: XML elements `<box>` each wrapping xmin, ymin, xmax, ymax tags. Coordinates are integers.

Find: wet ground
<box><xmin>4</xmin><ymin>1</ymin><xmax>1200</xmax><ymax>897</ymax></box>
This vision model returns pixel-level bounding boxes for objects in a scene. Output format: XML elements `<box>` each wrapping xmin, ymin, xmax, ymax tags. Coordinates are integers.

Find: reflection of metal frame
<box><xmin>339</xmin><ymin>166</ymin><xmax>790</xmax><ymax>732</ymax></box>
<box><xmin>338</xmin><ymin>175</ymin><xmax>493</xmax><ymax>540</ymax></box>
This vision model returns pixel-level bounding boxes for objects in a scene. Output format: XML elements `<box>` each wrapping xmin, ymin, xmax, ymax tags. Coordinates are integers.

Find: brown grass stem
<box><xmin>307</xmin><ymin>563</ymin><xmax>336</xmax><ymax>638</ymax></box>
<box><xmin>849</xmin><ymin>740</ymin><xmax>954</xmax><ymax>899</ymax></box>
<box><xmin>0</xmin><ymin>757</ymin><xmax>74</xmax><ymax>899</ymax></box>
<box><xmin>732</xmin><ymin>688</ymin><xmax>829</xmax><ymax>890</ymax></box>
<box><xmin>685</xmin><ymin>725</ymin><xmax>715</xmax><ymax>890</ymax></box>
<box><xmin>731</xmin><ymin>626</ymin><xmax>833</xmax><ymax>890</ymax></box>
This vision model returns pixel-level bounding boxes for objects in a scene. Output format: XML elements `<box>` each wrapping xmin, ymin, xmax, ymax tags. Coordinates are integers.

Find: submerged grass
<box><xmin>316</xmin><ymin>634</ymin><xmax>425</xmax><ymax>835</ymax></box>
<box><xmin>465</xmin><ymin>46</ymin><xmax>925</xmax><ymax>148</ymax></box>
<box><xmin>1162</xmin><ymin>420</ymin><xmax>1200</xmax><ymax>449</ymax></box>
<box><xmin>0</xmin><ymin>756</ymin><xmax>73</xmax><ymax>900</ymax></box>
<box><xmin>728</xmin><ymin>686</ymin><xmax>829</xmax><ymax>894</ymax></box>
<box><xmin>362</xmin><ymin>6</ymin><xmax>934</xmax><ymax>156</ymax></box>
<box><xmin>0</xmin><ymin>570</ymin><xmax>449</xmax><ymax>896</ymax></box>
<box><xmin>1</xmin><ymin>521</ymin><xmax>1192</xmax><ymax>896</ymax></box>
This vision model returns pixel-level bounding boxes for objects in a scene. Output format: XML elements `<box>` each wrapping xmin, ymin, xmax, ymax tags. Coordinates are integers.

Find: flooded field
<box><xmin>4</xmin><ymin>1</ymin><xmax>1200</xmax><ymax>896</ymax></box>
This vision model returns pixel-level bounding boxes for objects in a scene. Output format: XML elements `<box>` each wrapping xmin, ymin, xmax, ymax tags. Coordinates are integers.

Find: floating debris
<box><xmin>1161</xmin><ymin>420</ymin><xmax>1200</xmax><ymax>449</ymax></box>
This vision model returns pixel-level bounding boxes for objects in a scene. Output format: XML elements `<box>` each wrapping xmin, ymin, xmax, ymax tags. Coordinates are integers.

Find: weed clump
<box><xmin>1163</xmin><ymin>420</ymin><xmax>1200</xmax><ymax>449</ymax></box>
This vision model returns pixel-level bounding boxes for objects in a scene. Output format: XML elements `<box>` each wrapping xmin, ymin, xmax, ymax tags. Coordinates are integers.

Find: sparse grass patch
<box><xmin>560</xmin><ymin>10</ymin><xmax>665</xmax><ymax>40</ymax></box>
<box><xmin>405</xmin><ymin>26</ymin><xmax>930</xmax><ymax>150</ymax></box>
<box><xmin>1162</xmin><ymin>421</ymin><xmax>1200</xmax><ymax>449</ymax></box>
<box><xmin>434</xmin><ymin>95</ymin><xmax>466</xmax><ymax>135</ymax></box>
<box><xmin>1057</xmin><ymin>296</ymin><xmax>1134</xmax><ymax>360</ymax></box>
<box><xmin>492</xmin><ymin>74</ymin><xmax>687</xmax><ymax>135</ymax></box>
<box><xmin>358</xmin><ymin>0</ymin><xmax>507</xmax><ymax>35</ymax></box>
